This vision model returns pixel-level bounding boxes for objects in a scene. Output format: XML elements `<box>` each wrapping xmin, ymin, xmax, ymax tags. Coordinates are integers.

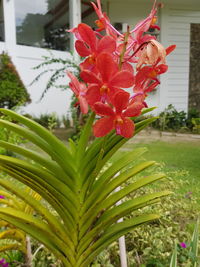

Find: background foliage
<box><xmin>0</xmin><ymin>53</ymin><xmax>31</xmax><ymax>109</ymax></box>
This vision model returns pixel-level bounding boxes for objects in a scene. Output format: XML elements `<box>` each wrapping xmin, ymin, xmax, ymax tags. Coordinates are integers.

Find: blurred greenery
<box><xmin>0</xmin><ymin>53</ymin><xmax>31</xmax><ymax>109</ymax></box>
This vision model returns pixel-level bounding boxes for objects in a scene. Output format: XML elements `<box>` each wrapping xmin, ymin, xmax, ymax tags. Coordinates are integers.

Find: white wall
<box><xmin>14</xmin><ymin>46</ymin><xmax>74</xmax><ymax>117</ymax></box>
<box><xmin>160</xmin><ymin>4</ymin><xmax>200</xmax><ymax>113</ymax></box>
<box><xmin>0</xmin><ymin>0</ymin><xmax>82</xmax><ymax>117</ymax></box>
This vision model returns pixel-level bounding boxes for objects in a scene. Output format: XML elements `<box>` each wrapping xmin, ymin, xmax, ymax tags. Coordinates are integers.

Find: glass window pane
<box><xmin>81</xmin><ymin>0</ymin><xmax>97</xmax><ymax>28</ymax></box>
<box><xmin>15</xmin><ymin>0</ymin><xmax>70</xmax><ymax>51</ymax></box>
<box><xmin>0</xmin><ymin>0</ymin><xmax>4</xmax><ymax>41</ymax></box>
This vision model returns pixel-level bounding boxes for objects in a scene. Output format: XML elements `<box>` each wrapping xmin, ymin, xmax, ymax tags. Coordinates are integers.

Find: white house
<box><xmin>0</xmin><ymin>0</ymin><xmax>199</xmax><ymax>116</ymax></box>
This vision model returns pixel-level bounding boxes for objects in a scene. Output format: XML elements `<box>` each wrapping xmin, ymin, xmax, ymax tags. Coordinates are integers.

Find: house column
<box><xmin>69</xmin><ymin>0</ymin><xmax>81</xmax><ymax>54</ymax></box>
<box><xmin>3</xmin><ymin>0</ymin><xmax>16</xmax><ymax>58</ymax></box>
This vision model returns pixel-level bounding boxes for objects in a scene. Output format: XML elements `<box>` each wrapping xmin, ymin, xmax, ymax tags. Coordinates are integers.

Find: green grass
<box><xmin>122</xmin><ymin>141</ymin><xmax>200</xmax><ymax>203</ymax></box>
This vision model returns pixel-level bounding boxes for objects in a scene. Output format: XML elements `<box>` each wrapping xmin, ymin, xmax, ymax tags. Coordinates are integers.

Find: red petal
<box><xmin>97</xmin><ymin>36</ymin><xmax>116</xmax><ymax>54</ymax></box>
<box><xmin>86</xmin><ymin>85</ymin><xmax>101</xmax><ymax>106</ymax></box>
<box><xmin>166</xmin><ymin>45</ymin><xmax>176</xmax><ymax>55</ymax></box>
<box><xmin>78</xmin><ymin>23</ymin><xmax>96</xmax><ymax>51</ymax></box>
<box><xmin>122</xmin><ymin>62</ymin><xmax>134</xmax><ymax>73</ymax></box>
<box><xmin>93</xmin><ymin>102</ymin><xmax>114</xmax><ymax>116</ymax></box>
<box><xmin>67</xmin><ymin>71</ymin><xmax>79</xmax><ymax>95</ymax></box>
<box><xmin>80</xmin><ymin>70</ymin><xmax>100</xmax><ymax>84</ymax></box>
<box><xmin>156</xmin><ymin>64</ymin><xmax>168</xmax><ymax>74</ymax></box>
<box><xmin>109</xmin><ymin>71</ymin><xmax>135</xmax><ymax>88</ymax></box>
<box><xmin>75</xmin><ymin>40</ymin><xmax>91</xmax><ymax>57</ymax></box>
<box><xmin>120</xmin><ymin>118</ymin><xmax>135</xmax><ymax>138</ymax></box>
<box><xmin>145</xmin><ymin>81</ymin><xmax>159</xmax><ymax>93</ymax></box>
<box><xmin>112</xmin><ymin>91</ymin><xmax>130</xmax><ymax>113</ymax></box>
<box><xmin>80</xmin><ymin>58</ymin><xmax>95</xmax><ymax>72</ymax></box>
<box><xmin>123</xmin><ymin>102</ymin><xmax>144</xmax><ymax>117</ymax></box>
<box><xmin>96</xmin><ymin>52</ymin><xmax>119</xmax><ymax>82</ymax></box>
<box><xmin>93</xmin><ymin>117</ymin><xmax>114</xmax><ymax>137</ymax></box>
<box><xmin>79</xmin><ymin>96</ymin><xmax>88</xmax><ymax>114</ymax></box>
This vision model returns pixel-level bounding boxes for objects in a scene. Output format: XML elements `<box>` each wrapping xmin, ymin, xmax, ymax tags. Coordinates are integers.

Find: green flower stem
<box><xmin>119</xmin><ymin>27</ymin><xmax>130</xmax><ymax>70</ymax></box>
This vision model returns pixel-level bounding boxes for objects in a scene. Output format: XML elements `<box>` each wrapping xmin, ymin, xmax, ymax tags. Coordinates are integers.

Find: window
<box><xmin>15</xmin><ymin>0</ymin><xmax>70</xmax><ymax>51</ymax></box>
<box><xmin>0</xmin><ymin>0</ymin><xmax>4</xmax><ymax>41</ymax></box>
<box><xmin>81</xmin><ymin>0</ymin><xmax>96</xmax><ymax>28</ymax></box>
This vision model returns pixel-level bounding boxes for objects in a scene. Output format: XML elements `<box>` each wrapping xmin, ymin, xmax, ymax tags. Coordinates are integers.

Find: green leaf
<box><xmin>0</xmin><ymin>108</ymin><xmax>72</xmax><ymax>161</ymax></box>
<box><xmin>0</xmin><ymin>243</ymin><xmax>25</xmax><ymax>254</ymax></box>
<box><xmin>80</xmin><ymin>172</ymin><xmax>166</xmax><ymax>237</ymax></box>
<box><xmin>0</xmin><ymin>118</ymin><xmax>77</xmax><ymax>180</ymax></box>
<box><xmin>0</xmin><ymin>179</ymin><xmax>73</xmax><ymax>248</ymax></box>
<box><xmin>170</xmin><ymin>243</ymin><xmax>177</xmax><ymax>267</ymax></box>
<box><xmin>76</xmin><ymin>112</ymin><xmax>95</xmax><ymax>169</ymax></box>
<box><xmin>0</xmin><ymin>229</ymin><xmax>25</xmax><ymax>242</ymax></box>
<box><xmin>82</xmin><ymin>159</ymin><xmax>155</xmax><ymax>215</ymax></box>
<box><xmin>78</xmin><ymin>191</ymin><xmax>171</xmax><ymax>254</ymax></box>
<box><xmin>190</xmin><ymin>218</ymin><xmax>199</xmax><ymax>267</ymax></box>
<box><xmin>78</xmin><ymin>214</ymin><xmax>160</xmax><ymax>267</ymax></box>
<box><xmin>0</xmin><ymin>165</ymin><xmax>75</xmax><ymax>235</ymax></box>
<box><xmin>0</xmin><ymin>140</ymin><xmax>75</xmax><ymax>191</ymax></box>
<box><xmin>0</xmin><ymin>155</ymin><xmax>78</xmax><ymax>213</ymax></box>
<box><xmin>0</xmin><ymin>207</ymin><xmax>74</xmax><ymax>266</ymax></box>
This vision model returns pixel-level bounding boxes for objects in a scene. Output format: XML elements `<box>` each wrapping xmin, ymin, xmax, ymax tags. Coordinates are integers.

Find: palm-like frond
<box><xmin>0</xmin><ymin>108</ymin><xmax>171</xmax><ymax>266</ymax></box>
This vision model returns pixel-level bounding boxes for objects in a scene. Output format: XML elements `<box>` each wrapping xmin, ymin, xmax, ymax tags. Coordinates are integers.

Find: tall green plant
<box><xmin>0</xmin><ymin>108</ymin><xmax>171</xmax><ymax>266</ymax></box>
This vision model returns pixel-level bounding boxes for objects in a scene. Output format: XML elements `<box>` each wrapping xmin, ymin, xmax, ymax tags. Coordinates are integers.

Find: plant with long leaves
<box><xmin>0</xmin><ymin>108</ymin><xmax>171</xmax><ymax>266</ymax></box>
<box><xmin>0</xmin><ymin>0</ymin><xmax>175</xmax><ymax>266</ymax></box>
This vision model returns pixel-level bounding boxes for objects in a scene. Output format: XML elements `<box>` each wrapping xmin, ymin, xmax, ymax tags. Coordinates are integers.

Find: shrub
<box><xmin>152</xmin><ymin>105</ymin><xmax>187</xmax><ymax>132</ymax></box>
<box><xmin>32</xmin><ymin>113</ymin><xmax>61</xmax><ymax>130</ymax></box>
<box><xmin>0</xmin><ymin>53</ymin><xmax>31</xmax><ymax>109</ymax></box>
<box><xmin>186</xmin><ymin>108</ymin><xmax>200</xmax><ymax>131</ymax></box>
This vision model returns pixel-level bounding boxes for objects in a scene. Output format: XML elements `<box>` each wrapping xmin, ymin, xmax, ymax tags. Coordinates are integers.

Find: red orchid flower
<box><xmin>67</xmin><ymin>71</ymin><xmax>88</xmax><ymax>114</ymax></box>
<box><xmin>75</xmin><ymin>23</ymin><xmax>116</xmax><ymax>71</ymax></box>
<box><xmin>91</xmin><ymin>0</ymin><xmax>122</xmax><ymax>38</ymax></box>
<box><xmin>80</xmin><ymin>52</ymin><xmax>135</xmax><ymax>106</ymax></box>
<box><xmin>134</xmin><ymin>64</ymin><xmax>168</xmax><ymax>93</ymax></box>
<box><xmin>93</xmin><ymin>91</ymin><xmax>144</xmax><ymax>138</ymax></box>
<box><xmin>131</xmin><ymin>1</ymin><xmax>159</xmax><ymax>37</ymax></box>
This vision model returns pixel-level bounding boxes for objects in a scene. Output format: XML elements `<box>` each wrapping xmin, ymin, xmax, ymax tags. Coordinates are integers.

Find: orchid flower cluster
<box><xmin>67</xmin><ymin>0</ymin><xmax>175</xmax><ymax>138</ymax></box>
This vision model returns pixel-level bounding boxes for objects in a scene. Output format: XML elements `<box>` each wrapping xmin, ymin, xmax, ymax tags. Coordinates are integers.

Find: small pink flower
<box><xmin>180</xmin><ymin>242</ymin><xmax>187</xmax><ymax>248</ymax></box>
<box><xmin>0</xmin><ymin>195</ymin><xmax>5</xmax><ymax>199</ymax></box>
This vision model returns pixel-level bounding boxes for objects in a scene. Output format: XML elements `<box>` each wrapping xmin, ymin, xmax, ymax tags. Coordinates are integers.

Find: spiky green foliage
<box><xmin>0</xmin><ymin>108</ymin><xmax>171</xmax><ymax>266</ymax></box>
<box><xmin>0</xmin><ymin>190</ymin><xmax>27</xmax><ymax>255</ymax></box>
<box><xmin>0</xmin><ymin>187</ymin><xmax>42</xmax><ymax>266</ymax></box>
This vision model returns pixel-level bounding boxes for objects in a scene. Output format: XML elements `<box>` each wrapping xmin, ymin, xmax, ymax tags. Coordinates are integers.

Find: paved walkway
<box><xmin>129</xmin><ymin>129</ymin><xmax>200</xmax><ymax>144</ymax></box>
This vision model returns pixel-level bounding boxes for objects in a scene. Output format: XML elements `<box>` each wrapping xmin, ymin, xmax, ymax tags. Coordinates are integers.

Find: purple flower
<box><xmin>0</xmin><ymin>195</ymin><xmax>5</xmax><ymax>199</ymax></box>
<box><xmin>180</xmin><ymin>242</ymin><xmax>187</xmax><ymax>248</ymax></box>
<box><xmin>0</xmin><ymin>258</ymin><xmax>9</xmax><ymax>266</ymax></box>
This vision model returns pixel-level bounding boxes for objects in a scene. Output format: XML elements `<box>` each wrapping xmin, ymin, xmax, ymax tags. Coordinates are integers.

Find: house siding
<box><xmin>160</xmin><ymin>7</ymin><xmax>200</xmax><ymax>113</ymax></box>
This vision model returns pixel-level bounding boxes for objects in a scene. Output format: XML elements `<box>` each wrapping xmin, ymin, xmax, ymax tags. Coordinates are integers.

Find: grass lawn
<box><xmin>122</xmin><ymin>140</ymin><xmax>200</xmax><ymax>203</ymax></box>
